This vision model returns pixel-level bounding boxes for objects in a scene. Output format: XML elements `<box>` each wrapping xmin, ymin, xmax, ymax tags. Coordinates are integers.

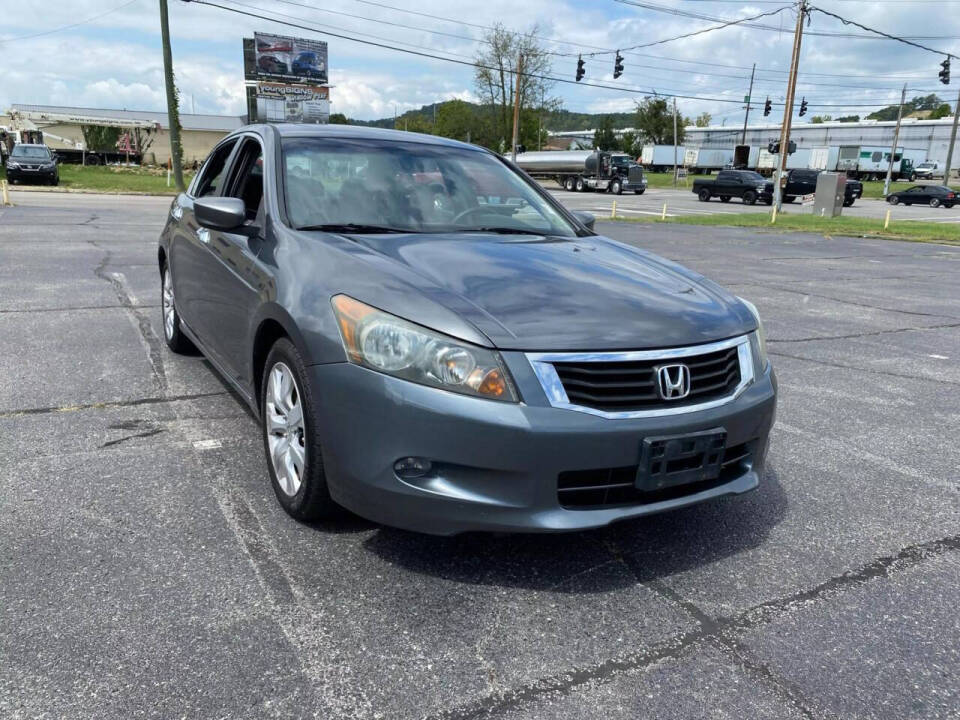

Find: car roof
<box><xmin>245</xmin><ymin>122</ymin><xmax>486</xmax><ymax>152</ymax></box>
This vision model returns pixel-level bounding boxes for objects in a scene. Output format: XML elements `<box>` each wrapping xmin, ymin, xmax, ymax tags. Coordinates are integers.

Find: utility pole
<box><xmin>773</xmin><ymin>0</ymin><xmax>807</xmax><ymax>210</ymax></box>
<box><xmin>742</xmin><ymin>63</ymin><xmax>756</xmax><ymax>146</ymax></box>
<box><xmin>883</xmin><ymin>84</ymin><xmax>907</xmax><ymax>197</ymax></box>
<box><xmin>511</xmin><ymin>54</ymin><xmax>524</xmax><ymax>162</ymax></box>
<box><xmin>159</xmin><ymin>0</ymin><xmax>184</xmax><ymax>191</ymax></box>
<box><xmin>672</xmin><ymin>96</ymin><xmax>678</xmax><ymax>186</ymax></box>
<box><xmin>538</xmin><ymin>88</ymin><xmax>545</xmax><ymax>151</ymax></box>
<box><xmin>944</xmin><ymin>84</ymin><xmax>960</xmax><ymax>183</ymax></box>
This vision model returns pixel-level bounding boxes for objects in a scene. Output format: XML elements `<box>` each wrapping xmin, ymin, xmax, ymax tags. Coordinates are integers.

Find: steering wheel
<box><xmin>451</xmin><ymin>206</ymin><xmax>490</xmax><ymax>225</ymax></box>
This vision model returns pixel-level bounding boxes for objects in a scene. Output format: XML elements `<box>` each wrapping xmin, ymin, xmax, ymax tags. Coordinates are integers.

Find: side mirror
<box><xmin>572</xmin><ymin>210</ymin><xmax>596</xmax><ymax>232</ymax></box>
<box><xmin>194</xmin><ymin>196</ymin><xmax>248</xmax><ymax>232</ymax></box>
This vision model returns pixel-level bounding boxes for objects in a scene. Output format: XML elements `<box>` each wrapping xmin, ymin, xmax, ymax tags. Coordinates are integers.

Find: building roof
<box><xmin>7</xmin><ymin>104</ymin><xmax>245</xmax><ymax>132</ymax></box>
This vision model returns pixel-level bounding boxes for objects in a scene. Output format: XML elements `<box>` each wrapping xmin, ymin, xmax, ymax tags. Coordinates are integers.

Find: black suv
<box><xmin>5</xmin><ymin>144</ymin><xmax>59</xmax><ymax>186</ymax></box>
<box><xmin>770</xmin><ymin>169</ymin><xmax>863</xmax><ymax>207</ymax></box>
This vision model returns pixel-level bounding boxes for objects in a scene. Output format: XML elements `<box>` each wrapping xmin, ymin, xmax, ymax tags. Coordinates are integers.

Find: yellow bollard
<box><xmin>1</xmin><ymin>179</ymin><xmax>9</xmax><ymax>207</ymax></box>
<box><xmin>661</xmin><ymin>202</ymin><xmax>667</xmax><ymax>220</ymax></box>
<box><xmin>884</xmin><ymin>208</ymin><xmax>891</xmax><ymax>230</ymax></box>
<box><xmin>611</xmin><ymin>199</ymin><xmax>617</xmax><ymax>219</ymax></box>
<box><xmin>771</xmin><ymin>204</ymin><xmax>777</xmax><ymax>224</ymax></box>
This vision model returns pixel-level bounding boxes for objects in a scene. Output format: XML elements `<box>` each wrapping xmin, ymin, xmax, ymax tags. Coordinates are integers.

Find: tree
<box><xmin>836</xmin><ymin>115</ymin><xmax>860</xmax><ymax>123</ymax></box>
<box><xmin>929</xmin><ymin>103</ymin><xmax>952</xmax><ymax>119</ymax></box>
<box><xmin>695</xmin><ymin>112</ymin><xmax>712</xmax><ymax>127</ymax></box>
<box><xmin>474</xmin><ymin>23</ymin><xmax>559</xmax><ymax>151</ymax></box>
<box><xmin>328</xmin><ymin>113</ymin><xmax>349</xmax><ymax>125</ymax></box>
<box><xmin>619</xmin><ymin>130</ymin><xmax>641</xmax><ymax>158</ymax></box>
<box><xmin>810</xmin><ymin>115</ymin><xmax>831</xmax><ymax>124</ymax></box>
<box><xmin>435</xmin><ymin>100</ymin><xmax>474</xmax><ymax>142</ymax></box>
<box><xmin>867</xmin><ymin>94</ymin><xmax>947</xmax><ymax>121</ymax></box>
<box><xmin>634</xmin><ymin>98</ymin><xmax>684</xmax><ymax>145</ymax></box>
<box><xmin>81</xmin><ymin>125</ymin><xmax>122</xmax><ymax>152</ymax></box>
<box><xmin>593</xmin><ymin>115</ymin><xmax>619</xmax><ymax>150</ymax></box>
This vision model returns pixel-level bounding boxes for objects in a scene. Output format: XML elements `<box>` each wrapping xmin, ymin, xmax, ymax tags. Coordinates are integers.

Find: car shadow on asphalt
<box><xmin>359</xmin><ymin>467</ymin><xmax>788</xmax><ymax>592</ymax></box>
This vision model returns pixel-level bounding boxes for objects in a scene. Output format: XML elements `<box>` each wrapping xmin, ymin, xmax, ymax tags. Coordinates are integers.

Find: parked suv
<box><xmin>766</xmin><ymin>169</ymin><xmax>863</xmax><ymax>207</ymax></box>
<box><xmin>4</xmin><ymin>143</ymin><xmax>58</xmax><ymax>185</ymax></box>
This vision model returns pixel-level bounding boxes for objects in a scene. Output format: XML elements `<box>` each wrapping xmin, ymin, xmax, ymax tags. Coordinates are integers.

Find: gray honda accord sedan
<box><xmin>158</xmin><ymin>123</ymin><xmax>776</xmax><ymax>535</ymax></box>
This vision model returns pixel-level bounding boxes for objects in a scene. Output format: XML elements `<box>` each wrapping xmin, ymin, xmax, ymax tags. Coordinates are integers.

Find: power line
<box><xmin>0</xmin><ymin>0</ymin><xmax>140</xmax><ymax>44</ymax></box>
<box><xmin>809</xmin><ymin>5</ymin><xmax>958</xmax><ymax>57</ymax></box>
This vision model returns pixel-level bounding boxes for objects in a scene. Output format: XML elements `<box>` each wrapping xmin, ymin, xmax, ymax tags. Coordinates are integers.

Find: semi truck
<box><xmin>639</xmin><ymin>145</ymin><xmax>684</xmax><ymax>172</ymax></box>
<box><xmin>512</xmin><ymin>149</ymin><xmax>647</xmax><ymax>194</ymax></box>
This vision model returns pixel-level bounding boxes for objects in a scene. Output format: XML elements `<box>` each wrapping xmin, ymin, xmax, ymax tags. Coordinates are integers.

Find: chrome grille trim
<box><xmin>526</xmin><ymin>335</ymin><xmax>755</xmax><ymax>419</ymax></box>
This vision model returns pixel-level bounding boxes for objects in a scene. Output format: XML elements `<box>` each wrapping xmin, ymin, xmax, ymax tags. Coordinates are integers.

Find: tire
<box><xmin>946</xmin><ymin>203</ymin><xmax>955</xmax><ymax>209</ymax></box>
<box><xmin>784</xmin><ymin>196</ymin><xmax>795</xmax><ymax>204</ymax></box>
<box><xmin>887</xmin><ymin>195</ymin><xmax>899</xmax><ymax>205</ymax></box>
<box><xmin>564</xmin><ymin>176</ymin><xmax>576</xmax><ymax>192</ymax></box>
<box><xmin>698</xmin><ymin>188</ymin><xmax>711</xmax><ymax>202</ymax></box>
<box><xmin>843</xmin><ymin>200</ymin><xmax>853</xmax><ymax>207</ymax></box>
<box><xmin>161</xmin><ymin>262</ymin><xmax>196</xmax><ymax>354</ymax></box>
<box><xmin>720</xmin><ymin>196</ymin><xmax>731</xmax><ymax>203</ymax></box>
<box><xmin>261</xmin><ymin>338</ymin><xmax>337</xmax><ymax>522</ymax></box>
<box><xmin>575</xmin><ymin>177</ymin><xmax>585</xmax><ymax>192</ymax></box>
<box><xmin>86</xmin><ymin>154</ymin><xmax>101</xmax><ymax>166</ymax></box>
<box><xmin>743</xmin><ymin>190</ymin><xmax>757</xmax><ymax>206</ymax></box>
<box><xmin>610</xmin><ymin>180</ymin><xmax>622</xmax><ymax>195</ymax></box>
<box><xmin>930</xmin><ymin>197</ymin><xmax>941</xmax><ymax>208</ymax></box>
<box><xmin>634</xmin><ymin>189</ymin><xmax>645</xmax><ymax>195</ymax></box>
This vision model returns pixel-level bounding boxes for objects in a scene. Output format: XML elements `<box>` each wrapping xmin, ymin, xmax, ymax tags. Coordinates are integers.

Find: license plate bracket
<box><xmin>636</xmin><ymin>429</ymin><xmax>726</xmax><ymax>491</ymax></box>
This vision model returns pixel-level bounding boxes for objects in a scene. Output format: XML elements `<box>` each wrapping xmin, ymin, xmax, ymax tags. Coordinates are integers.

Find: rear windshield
<box><xmin>11</xmin><ymin>146</ymin><xmax>51</xmax><ymax>159</ymax></box>
<box><xmin>281</xmin><ymin>137</ymin><xmax>579</xmax><ymax>236</ymax></box>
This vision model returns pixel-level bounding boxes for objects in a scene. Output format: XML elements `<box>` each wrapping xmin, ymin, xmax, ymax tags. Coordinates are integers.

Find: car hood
<box><xmin>346</xmin><ymin>233</ymin><xmax>754</xmax><ymax>351</ymax></box>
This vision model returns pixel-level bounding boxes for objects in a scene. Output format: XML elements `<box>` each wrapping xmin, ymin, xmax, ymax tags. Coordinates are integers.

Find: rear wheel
<box><xmin>930</xmin><ymin>197</ymin><xmax>942</xmax><ymax>208</ymax></box>
<box><xmin>843</xmin><ymin>199</ymin><xmax>854</xmax><ymax>207</ymax></box>
<box><xmin>784</xmin><ymin>196</ymin><xmax>795</xmax><ymax>204</ymax></box>
<box><xmin>575</xmin><ymin>177</ymin><xmax>585</xmax><ymax>192</ymax></box>
<box><xmin>743</xmin><ymin>190</ymin><xmax>757</xmax><ymax>205</ymax></box>
<box><xmin>261</xmin><ymin>339</ymin><xmax>338</xmax><ymax>522</ymax></box>
<box><xmin>698</xmin><ymin>188</ymin><xmax>711</xmax><ymax>202</ymax></box>
<box><xmin>564</xmin><ymin>176</ymin><xmax>576</xmax><ymax>192</ymax></box>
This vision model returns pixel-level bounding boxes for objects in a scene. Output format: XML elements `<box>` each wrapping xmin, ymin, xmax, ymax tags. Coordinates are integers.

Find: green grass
<box><xmin>1</xmin><ymin>164</ymin><xmax>194</xmax><ymax>195</ymax></box>
<box><xmin>610</xmin><ymin>210</ymin><xmax>960</xmax><ymax>245</ymax></box>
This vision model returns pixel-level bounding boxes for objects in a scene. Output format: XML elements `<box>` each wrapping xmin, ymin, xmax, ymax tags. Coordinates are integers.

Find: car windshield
<box><xmin>11</xmin><ymin>146</ymin><xmax>51</xmax><ymax>159</ymax></box>
<box><xmin>282</xmin><ymin>137</ymin><xmax>579</xmax><ymax>236</ymax></box>
<box><xmin>918</xmin><ymin>163</ymin><xmax>934</xmax><ymax>168</ymax></box>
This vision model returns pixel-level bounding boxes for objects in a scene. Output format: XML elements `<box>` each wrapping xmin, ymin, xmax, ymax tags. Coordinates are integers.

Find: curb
<box><xmin>7</xmin><ymin>186</ymin><xmax>177</xmax><ymax>197</ymax></box>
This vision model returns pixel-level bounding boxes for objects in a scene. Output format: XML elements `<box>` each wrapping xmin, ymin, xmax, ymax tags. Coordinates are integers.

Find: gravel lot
<box><xmin>2</xmin><ymin>191</ymin><xmax>959</xmax><ymax>719</ymax></box>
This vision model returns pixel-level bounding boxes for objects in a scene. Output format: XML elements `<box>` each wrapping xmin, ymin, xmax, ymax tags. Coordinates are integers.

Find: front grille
<box><xmin>557</xmin><ymin>442</ymin><xmax>751</xmax><ymax>509</ymax></box>
<box><xmin>551</xmin><ymin>345</ymin><xmax>741</xmax><ymax>412</ymax></box>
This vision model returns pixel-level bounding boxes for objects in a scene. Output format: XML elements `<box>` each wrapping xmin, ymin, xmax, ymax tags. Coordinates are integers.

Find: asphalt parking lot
<box><xmin>547</xmin><ymin>182</ymin><xmax>960</xmax><ymax>224</ymax></box>
<box><xmin>2</xmin><ymin>190</ymin><xmax>959</xmax><ymax>719</ymax></box>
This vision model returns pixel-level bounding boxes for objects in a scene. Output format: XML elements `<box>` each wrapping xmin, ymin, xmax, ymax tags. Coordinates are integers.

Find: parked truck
<box><xmin>692</xmin><ymin>169</ymin><xmax>771</xmax><ymax>204</ymax></box>
<box><xmin>640</xmin><ymin>145</ymin><xmax>684</xmax><ymax>172</ymax></box>
<box><xmin>513</xmin><ymin>149</ymin><xmax>647</xmax><ymax>194</ymax></box>
<box><xmin>835</xmin><ymin>145</ymin><xmax>923</xmax><ymax>181</ymax></box>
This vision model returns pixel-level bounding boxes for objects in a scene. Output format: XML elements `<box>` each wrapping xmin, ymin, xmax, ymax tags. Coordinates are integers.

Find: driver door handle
<box><xmin>197</xmin><ymin>227</ymin><xmax>210</xmax><ymax>245</ymax></box>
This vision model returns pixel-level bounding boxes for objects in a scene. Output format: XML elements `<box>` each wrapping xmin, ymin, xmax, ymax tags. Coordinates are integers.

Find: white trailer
<box><xmin>686</xmin><ymin>147</ymin><xmax>735</xmax><ymax>173</ymax></box>
<box><xmin>640</xmin><ymin>145</ymin><xmax>684</xmax><ymax>172</ymax></box>
<box><xmin>834</xmin><ymin>144</ymin><xmax>925</xmax><ymax>180</ymax></box>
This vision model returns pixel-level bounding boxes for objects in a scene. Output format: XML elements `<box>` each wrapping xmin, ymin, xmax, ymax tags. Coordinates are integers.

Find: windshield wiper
<box><xmin>296</xmin><ymin>223</ymin><xmax>410</xmax><ymax>234</ymax></box>
<box><xmin>465</xmin><ymin>227</ymin><xmax>546</xmax><ymax>236</ymax></box>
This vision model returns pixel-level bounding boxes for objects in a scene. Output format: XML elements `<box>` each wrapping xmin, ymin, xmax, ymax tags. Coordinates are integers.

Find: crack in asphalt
<box><xmin>769</xmin><ymin>322</ymin><xmax>960</xmax><ymax>344</ymax></box>
<box><xmin>90</xmin><ymin>239</ymin><xmax>168</xmax><ymax>394</ymax></box>
<box><xmin>100</xmin><ymin>427</ymin><xmax>165</xmax><ymax>449</ymax></box>
<box><xmin>430</xmin><ymin>533</ymin><xmax>960</xmax><ymax>720</ymax></box>
<box><xmin>0</xmin><ymin>390</ymin><xmax>229</xmax><ymax>418</ymax></box>
<box><xmin>768</xmin><ymin>349</ymin><xmax>960</xmax><ymax>387</ymax></box>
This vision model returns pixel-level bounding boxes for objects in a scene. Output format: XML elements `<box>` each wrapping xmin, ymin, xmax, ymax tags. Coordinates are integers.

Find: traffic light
<box><xmin>614</xmin><ymin>51</ymin><xmax>624</xmax><ymax>79</ymax></box>
<box><xmin>576</xmin><ymin>55</ymin><xmax>585</xmax><ymax>82</ymax></box>
<box><xmin>940</xmin><ymin>57</ymin><xmax>950</xmax><ymax>84</ymax></box>
<box><xmin>763</xmin><ymin>97</ymin><xmax>772</xmax><ymax>116</ymax></box>
<box><xmin>799</xmin><ymin>97</ymin><xmax>808</xmax><ymax>116</ymax></box>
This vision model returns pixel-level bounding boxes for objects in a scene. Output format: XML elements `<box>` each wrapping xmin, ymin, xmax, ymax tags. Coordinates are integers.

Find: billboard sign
<box><xmin>255</xmin><ymin>83</ymin><xmax>329</xmax><ymax>124</ymax></box>
<box><xmin>253</xmin><ymin>32</ymin><xmax>328</xmax><ymax>86</ymax></box>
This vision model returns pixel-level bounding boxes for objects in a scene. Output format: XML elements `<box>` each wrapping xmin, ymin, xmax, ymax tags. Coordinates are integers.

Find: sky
<box><xmin>2</xmin><ymin>0</ymin><xmax>959</xmax><ymax>127</ymax></box>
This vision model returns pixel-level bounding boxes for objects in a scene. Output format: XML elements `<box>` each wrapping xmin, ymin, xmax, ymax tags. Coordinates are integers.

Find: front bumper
<box><xmin>310</xmin><ymin>353</ymin><xmax>777</xmax><ymax>535</ymax></box>
<box><xmin>6</xmin><ymin>166</ymin><xmax>57</xmax><ymax>183</ymax></box>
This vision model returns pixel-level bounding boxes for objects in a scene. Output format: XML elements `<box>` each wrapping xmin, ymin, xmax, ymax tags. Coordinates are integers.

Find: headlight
<box><xmin>737</xmin><ymin>296</ymin><xmax>768</xmax><ymax>372</ymax></box>
<box><xmin>6</xmin><ymin>160</ymin><xmax>19</xmax><ymax>169</ymax></box>
<box><xmin>331</xmin><ymin>295</ymin><xmax>519</xmax><ymax>402</ymax></box>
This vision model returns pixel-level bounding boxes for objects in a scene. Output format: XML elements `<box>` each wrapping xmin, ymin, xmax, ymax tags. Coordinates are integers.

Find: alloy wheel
<box><xmin>162</xmin><ymin>269</ymin><xmax>175</xmax><ymax>340</ymax></box>
<box><xmin>265</xmin><ymin>362</ymin><xmax>306</xmax><ymax>496</ymax></box>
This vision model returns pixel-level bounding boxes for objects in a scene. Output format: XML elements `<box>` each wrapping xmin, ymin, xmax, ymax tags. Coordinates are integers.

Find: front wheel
<box><xmin>610</xmin><ymin>180</ymin><xmax>622</xmax><ymax>195</ymax></box>
<box><xmin>634</xmin><ymin>189</ymin><xmax>645</xmax><ymax>195</ymax></box>
<box><xmin>887</xmin><ymin>196</ymin><xmax>899</xmax><ymax>205</ymax></box>
<box><xmin>698</xmin><ymin>188</ymin><xmax>711</xmax><ymax>202</ymax></box>
<box><xmin>743</xmin><ymin>190</ymin><xmax>757</xmax><ymax>205</ymax></box>
<box><xmin>261</xmin><ymin>339</ymin><xmax>338</xmax><ymax>521</ymax></box>
<box><xmin>161</xmin><ymin>263</ymin><xmax>196</xmax><ymax>354</ymax></box>
<box><xmin>843</xmin><ymin>200</ymin><xmax>854</xmax><ymax>207</ymax></box>
<box><xmin>930</xmin><ymin>197</ymin><xmax>942</xmax><ymax>208</ymax></box>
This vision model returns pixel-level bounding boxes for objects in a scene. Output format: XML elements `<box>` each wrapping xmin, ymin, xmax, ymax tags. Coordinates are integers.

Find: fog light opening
<box><xmin>394</xmin><ymin>457</ymin><xmax>433</xmax><ymax>479</ymax></box>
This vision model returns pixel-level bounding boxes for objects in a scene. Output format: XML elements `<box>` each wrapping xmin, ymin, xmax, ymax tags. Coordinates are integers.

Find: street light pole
<box><xmin>773</xmin><ymin>0</ymin><xmax>807</xmax><ymax>211</ymax></box>
<box><xmin>883</xmin><ymin>84</ymin><xmax>907</xmax><ymax>197</ymax></box>
<box><xmin>742</xmin><ymin>63</ymin><xmax>756</xmax><ymax>146</ymax></box>
<box><xmin>159</xmin><ymin>0</ymin><xmax>184</xmax><ymax>191</ymax></box>
<box><xmin>943</xmin><ymin>84</ymin><xmax>960</xmax><ymax>183</ymax></box>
